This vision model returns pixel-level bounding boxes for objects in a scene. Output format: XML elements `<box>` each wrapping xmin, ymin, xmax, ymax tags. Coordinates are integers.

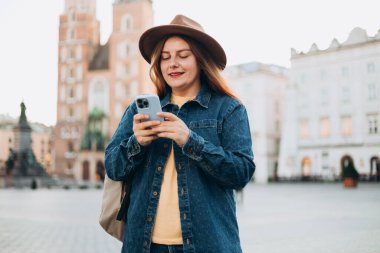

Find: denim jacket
<box><xmin>105</xmin><ymin>83</ymin><xmax>255</xmax><ymax>253</ymax></box>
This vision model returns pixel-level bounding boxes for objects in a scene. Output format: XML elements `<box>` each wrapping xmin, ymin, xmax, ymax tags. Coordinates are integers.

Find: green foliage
<box><xmin>80</xmin><ymin>108</ymin><xmax>106</xmax><ymax>151</ymax></box>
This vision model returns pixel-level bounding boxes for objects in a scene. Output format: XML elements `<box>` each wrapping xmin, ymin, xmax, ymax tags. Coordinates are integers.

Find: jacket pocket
<box><xmin>189</xmin><ymin>119</ymin><xmax>220</xmax><ymax>144</ymax></box>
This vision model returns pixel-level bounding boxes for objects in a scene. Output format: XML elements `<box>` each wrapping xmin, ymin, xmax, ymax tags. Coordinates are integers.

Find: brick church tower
<box><xmin>54</xmin><ymin>0</ymin><xmax>153</xmax><ymax>178</ymax></box>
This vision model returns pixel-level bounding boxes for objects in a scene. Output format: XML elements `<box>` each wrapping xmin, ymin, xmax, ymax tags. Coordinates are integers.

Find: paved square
<box><xmin>0</xmin><ymin>183</ymin><xmax>379</xmax><ymax>253</ymax></box>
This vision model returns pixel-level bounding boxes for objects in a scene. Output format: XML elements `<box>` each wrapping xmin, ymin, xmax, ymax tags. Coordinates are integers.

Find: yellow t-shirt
<box><xmin>151</xmin><ymin>94</ymin><xmax>194</xmax><ymax>245</ymax></box>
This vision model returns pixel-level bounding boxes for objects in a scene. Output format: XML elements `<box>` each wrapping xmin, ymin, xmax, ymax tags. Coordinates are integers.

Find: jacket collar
<box><xmin>161</xmin><ymin>81</ymin><xmax>211</xmax><ymax>109</ymax></box>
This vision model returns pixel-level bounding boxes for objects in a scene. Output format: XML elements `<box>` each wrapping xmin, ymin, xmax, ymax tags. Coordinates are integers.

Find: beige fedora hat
<box><xmin>139</xmin><ymin>14</ymin><xmax>227</xmax><ymax>70</ymax></box>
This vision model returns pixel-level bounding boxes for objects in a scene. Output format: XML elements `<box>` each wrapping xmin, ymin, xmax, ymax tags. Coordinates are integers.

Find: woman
<box><xmin>105</xmin><ymin>14</ymin><xmax>255</xmax><ymax>253</ymax></box>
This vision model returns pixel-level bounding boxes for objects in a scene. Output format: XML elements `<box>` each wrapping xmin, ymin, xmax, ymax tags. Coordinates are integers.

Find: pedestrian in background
<box><xmin>105</xmin><ymin>14</ymin><xmax>255</xmax><ymax>253</ymax></box>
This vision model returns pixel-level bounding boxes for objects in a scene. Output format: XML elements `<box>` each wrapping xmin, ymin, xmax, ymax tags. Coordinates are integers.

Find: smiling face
<box><xmin>160</xmin><ymin>36</ymin><xmax>201</xmax><ymax>97</ymax></box>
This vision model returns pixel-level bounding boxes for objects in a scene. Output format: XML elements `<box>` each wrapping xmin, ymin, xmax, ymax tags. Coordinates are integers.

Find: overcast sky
<box><xmin>0</xmin><ymin>0</ymin><xmax>379</xmax><ymax>126</ymax></box>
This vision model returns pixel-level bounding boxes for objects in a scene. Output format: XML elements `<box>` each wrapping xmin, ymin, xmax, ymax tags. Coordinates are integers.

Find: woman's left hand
<box><xmin>152</xmin><ymin>112</ymin><xmax>190</xmax><ymax>147</ymax></box>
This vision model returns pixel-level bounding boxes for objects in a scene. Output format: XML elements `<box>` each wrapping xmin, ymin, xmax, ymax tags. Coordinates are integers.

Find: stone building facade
<box><xmin>278</xmin><ymin>27</ymin><xmax>380</xmax><ymax>180</ymax></box>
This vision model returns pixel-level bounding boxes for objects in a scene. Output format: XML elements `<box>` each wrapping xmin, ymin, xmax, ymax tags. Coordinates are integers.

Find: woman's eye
<box><xmin>161</xmin><ymin>55</ymin><xmax>170</xmax><ymax>60</ymax></box>
<box><xmin>179</xmin><ymin>54</ymin><xmax>189</xmax><ymax>59</ymax></box>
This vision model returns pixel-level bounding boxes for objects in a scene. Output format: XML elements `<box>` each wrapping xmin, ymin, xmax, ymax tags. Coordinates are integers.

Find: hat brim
<box><xmin>139</xmin><ymin>24</ymin><xmax>227</xmax><ymax>70</ymax></box>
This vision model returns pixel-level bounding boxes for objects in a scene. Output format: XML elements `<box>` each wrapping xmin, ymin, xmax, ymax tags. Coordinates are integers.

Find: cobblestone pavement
<box><xmin>0</xmin><ymin>183</ymin><xmax>379</xmax><ymax>253</ymax></box>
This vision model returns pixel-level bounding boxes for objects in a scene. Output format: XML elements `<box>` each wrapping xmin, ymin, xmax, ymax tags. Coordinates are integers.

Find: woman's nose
<box><xmin>169</xmin><ymin>57</ymin><xmax>179</xmax><ymax>68</ymax></box>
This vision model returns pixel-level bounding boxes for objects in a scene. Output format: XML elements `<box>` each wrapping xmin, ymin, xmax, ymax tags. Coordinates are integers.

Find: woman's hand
<box><xmin>152</xmin><ymin>112</ymin><xmax>190</xmax><ymax>147</ymax></box>
<box><xmin>133</xmin><ymin>114</ymin><xmax>161</xmax><ymax>146</ymax></box>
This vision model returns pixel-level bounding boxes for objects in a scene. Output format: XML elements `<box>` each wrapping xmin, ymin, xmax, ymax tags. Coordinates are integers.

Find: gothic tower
<box><xmin>107</xmin><ymin>0</ymin><xmax>154</xmax><ymax>135</ymax></box>
<box><xmin>55</xmin><ymin>0</ymin><xmax>100</xmax><ymax>176</ymax></box>
<box><xmin>54</xmin><ymin>0</ymin><xmax>153</xmax><ymax>178</ymax></box>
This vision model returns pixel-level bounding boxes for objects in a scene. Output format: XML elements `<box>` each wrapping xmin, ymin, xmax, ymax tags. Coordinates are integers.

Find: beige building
<box><xmin>55</xmin><ymin>0</ymin><xmax>153</xmax><ymax>181</ymax></box>
<box><xmin>224</xmin><ymin>62</ymin><xmax>289</xmax><ymax>183</ymax></box>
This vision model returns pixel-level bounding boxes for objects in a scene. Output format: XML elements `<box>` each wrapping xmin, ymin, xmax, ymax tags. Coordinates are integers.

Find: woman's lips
<box><xmin>168</xmin><ymin>72</ymin><xmax>184</xmax><ymax>77</ymax></box>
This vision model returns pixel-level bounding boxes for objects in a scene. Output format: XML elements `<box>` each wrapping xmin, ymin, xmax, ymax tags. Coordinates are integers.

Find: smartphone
<box><xmin>135</xmin><ymin>94</ymin><xmax>164</xmax><ymax>122</ymax></box>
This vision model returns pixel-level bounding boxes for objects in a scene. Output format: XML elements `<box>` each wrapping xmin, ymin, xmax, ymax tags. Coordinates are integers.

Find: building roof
<box><xmin>291</xmin><ymin>27</ymin><xmax>380</xmax><ymax>59</ymax></box>
<box><xmin>224</xmin><ymin>61</ymin><xmax>289</xmax><ymax>78</ymax></box>
<box><xmin>0</xmin><ymin>114</ymin><xmax>52</xmax><ymax>133</ymax></box>
<box><xmin>89</xmin><ymin>44</ymin><xmax>109</xmax><ymax>71</ymax></box>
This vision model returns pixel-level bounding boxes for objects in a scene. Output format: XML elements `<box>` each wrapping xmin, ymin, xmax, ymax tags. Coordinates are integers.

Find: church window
<box><xmin>76</xmin><ymin>46</ymin><xmax>82</xmax><ymax>60</ymax></box>
<box><xmin>68</xmin><ymin>141</ymin><xmax>74</xmax><ymax>152</ymax></box>
<box><xmin>69</xmin><ymin>88</ymin><xmax>75</xmax><ymax>98</ymax></box>
<box><xmin>60</xmin><ymin>66</ymin><xmax>67</xmax><ymax>81</ymax></box>
<box><xmin>89</xmin><ymin>79</ymin><xmax>109</xmax><ymax>114</ymax></box>
<box><xmin>69</xmin><ymin>107</ymin><xmax>74</xmax><ymax>117</ymax></box>
<box><xmin>130</xmin><ymin>80</ymin><xmax>138</xmax><ymax>97</ymax></box>
<box><xmin>116</xmin><ymin>82</ymin><xmax>123</xmax><ymax>99</ymax></box>
<box><xmin>60</xmin><ymin>86</ymin><xmax>66</xmax><ymax>102</ymax></box>
<box><xmin>68</xmin><ymin>28</ymin><xmax>75</xmax><ymax>40</ymax></box>
<box><xmin>69</xmin><ymin>48</ymin><xmax>76</xmax><ymax>59</ymax></box>
<box><xmin>121</xmin><ymin>15</ymin><xmax>133</xmax><ymax>32</ymax></box>
<box><xmin>76</xmin><ymin>86</ymin><xmax>82</xmax><ymax>100</ymax></box>
<box><xmin>76</xmin><ymin>65</ymin><xmax>82</xmax><ymax>80</ymax></box>
<box><xmin>68</xmin><ymin>8</ymin><xmax>75</xmax><ymax>22</ymax></box>
<box><xmin>126</xmin><ymin>44</ymin><xmax>131</xmax><ymax>56</ymax></box>
<box><xmin>61</xmin><ymin>47</ymin><xmax>67</xmax><ymax>62</ymax></box>
<box><xmin>131</xmin><ymin>62</ymin><xmax>138</xmax><ymax>76</ymax></box>
<box><xmin>116</xmin><ymin>63</ymin><xmax>124</xmax><ymax>78</ymax></box>
<box><xmin>68</xmin><ymin>67</ymin><xmax>75</xmax><ymax>78</ymax></box>
<box><xmin>124</xmin><ymin>63</ymin><xmax>130</xmax><ymax>76</ymax></box>
<box><xmin>115</xmin><ymin>103</ymin><xmax>123</xmax><ymax>118</ymax></box>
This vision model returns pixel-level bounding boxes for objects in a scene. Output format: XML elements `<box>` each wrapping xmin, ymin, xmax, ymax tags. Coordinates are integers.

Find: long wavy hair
<box><xmin>149</xmin><ymin>35</ymin><xmax>238</xmax><ymax>100</ymax></box>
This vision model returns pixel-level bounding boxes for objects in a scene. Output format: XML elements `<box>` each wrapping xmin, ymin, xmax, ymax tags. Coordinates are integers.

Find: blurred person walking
<box><xmin>105</xmin><ymin>14</ymin><xmax>255</xmax><ymax>253</ymax></box>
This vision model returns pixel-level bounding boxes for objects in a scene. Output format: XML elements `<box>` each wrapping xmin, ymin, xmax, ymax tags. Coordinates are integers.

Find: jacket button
<box><xmin>184</xmin><ymin>213</ymin><xmax>187</xmax><ymax>220</ymax></box>
<box><xmin>144</xmin><ymin>240</ymin><xmax>148</xmax><ymax>246</ymax></box>
<box><xmin>147</xmin><ymin>216</ymin><xmax>152</xmax><ymax>223</ymax></box>
<box><xmin>153</xmin><ymin>191</ymin><xmax>158</xmax><ymax>197</ymax></box>
<box><xmin>187</xmin><ymin>238</ymin><xmax>190</xmax><ymax>245</ymax></box>
<box><xmin>157</xmin><ymin>166</ymin><xmax>162</xmax><ymax>172</ymax></box>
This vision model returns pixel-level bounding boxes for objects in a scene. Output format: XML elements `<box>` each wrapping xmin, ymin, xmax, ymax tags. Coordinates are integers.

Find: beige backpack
<box><xmin>99</xmin><ymin>174</ymin><xmax>132</xmax><ymax>241</ymax></box>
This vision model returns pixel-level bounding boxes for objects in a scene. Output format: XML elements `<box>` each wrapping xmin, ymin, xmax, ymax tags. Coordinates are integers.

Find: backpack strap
<box><xmin>116</xmin><ymin>174</ymin><xmax>133</xmax><ymax>222</ymax></box>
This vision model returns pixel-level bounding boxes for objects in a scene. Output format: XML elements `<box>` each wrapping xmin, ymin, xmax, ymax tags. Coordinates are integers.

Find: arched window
<box><xmin>68</xmin><ymin>28</ymin><xmax>75</xmax><ymax>40</ymax></box>
<box><xmin>89</xmin><ymin>78</ymin><xmax>109</xmax><ymax>114</ymax></box>
<box><xmin>69</xmin><ymin>107</ymin><xmax>74</xmax><ymax>118</ymax></box>
<box><xmin>121</xmin><ymin>15</ymin><xmax>133</xmax><ymax>32</ymax></box>
<box><xmin>69</xmin><ymin>88</ymin><xmax>75</xmax><ymax>98</ymax></box>
<box><xmin>69</xmin><ymin>48</ymin><xmax>76</xmax><ymax>59</ymax></box>
<box><xmin>68</xmin><ymin>8</ymin><xmax>75</xmax><ymax>22</ymax></box>
<box><xmin>68</xmin><ymin>67</ymin><xmax>75</xmax><ymax>78</ymax></box>
<box><xmin>68</xmin><ymin>141</ymin><xmax>74</xmax><ymax>152</ymax></box>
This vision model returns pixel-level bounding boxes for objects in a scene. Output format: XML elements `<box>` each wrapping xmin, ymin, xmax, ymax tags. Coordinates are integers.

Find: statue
<box><xmin>19</xmin><ymin>102</ymin><xmax>28</xmax><ymax>126</ymax></box>
<box><xmin>5</xmin><ymin>102</ymin><xmax>51</xmax><ymax>187</ymax></box>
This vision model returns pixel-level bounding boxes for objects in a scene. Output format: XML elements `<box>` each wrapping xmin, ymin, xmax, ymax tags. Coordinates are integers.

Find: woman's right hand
<box><xmin>133</xmin><ymin>114</ymin><xmax>161</xmax><ymax>146</ymax></box>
